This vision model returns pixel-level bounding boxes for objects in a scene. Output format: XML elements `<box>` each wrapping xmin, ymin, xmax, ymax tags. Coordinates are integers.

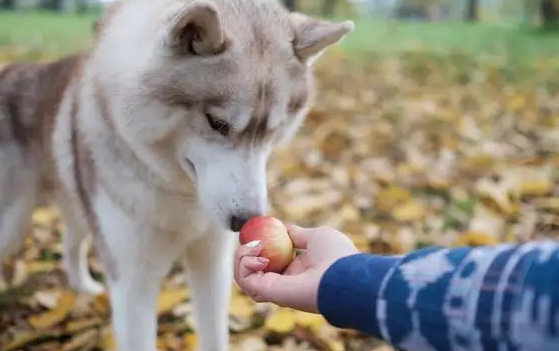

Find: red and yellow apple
<box><xmin>239</xmin><ymin>216</ymin><xmax>295</xmax><ymax>273</ymax></box>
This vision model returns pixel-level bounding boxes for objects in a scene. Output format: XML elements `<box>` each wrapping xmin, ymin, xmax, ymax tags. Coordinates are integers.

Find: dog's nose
<box><xmin>229</xmin><ymin>215</ymin><xmax>250</xmax><ymax>232</ymax></box>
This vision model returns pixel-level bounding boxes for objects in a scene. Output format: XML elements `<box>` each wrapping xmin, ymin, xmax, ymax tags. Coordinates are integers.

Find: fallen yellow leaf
<box><xmin>464</xmin><ymin>154</ymin><xmax>495</xmax><ymax>169</ymax></box>
<box><xmin>323</xmin><ymin>338</ymin><xmax>345</xmax><ymax>351</ymax></box>
<box><xmin>66</xmin><ymin>317</ymin><xmax>104</xmax><ymax>333</ymax></box>
<box><xmin>265</xmin><ymin>308</ymin><xmax>296</xmax><ymax>334</ymax></box>
<box><xmin>26</xmin><ymin>261</ymin><xmax>60</xmax><ymax>274</ymax></box>
<box><xmin>92</xmin><ymin>292</ymin><xmax>111</xmax><ymax>315</ymax></box>
<box><xmin>0</xmin><ymin>331</ymin><xmax>59</xmax><ymax>351</ymax></box>
<box><xmin>28</xmin><ymin>290</ymin><xmax>77</xmax><ymax>330</ymax></box>
<box><xmin>62</xmin><ymin>329</ymin><xmax>98</xmax><ymax>351</ymax></box>
<box><xmin>536</xmin><ymin>197</ymin><xmax>559</xmax><ymax>214</ymax></box>
<box><xmin>506</xmin><ymin>94</ymin><xmax>525</xmax><ymax>112</ymax></box>
<box><xmin>281</xmin><ymin>192</ymin><xmax>340</xmax><ymax>221</ymax></box>
<box><xmin>157</xmin><ymin>287</ymin><xmax>189</xmax><ymax>315</ymax></box>
<box><xmin>392</xmin><ymin>227</ymin><xmax>417</xmax><ymax>253</ymax></box>
<box><xmin>10</xmin><ymin>259</ymin><xmax>28</xmax><ymax>288</ymax></box>
<box><xmin>391</xmin><ymin>200</ymin><xmax>426</xmax><ymax>222</ymax></box>
<box><xmin>347</xmin><ymin>233</ymin><xmax>369</xmax><ymax>252</ymax></box>
<box><xmin>428</xmin><ymin>177</ymin><xmax>452</xmax><ymax>191</ymax></box>
<box><xmin>369</xmin><ymin>238</ymin><xmax>398</xmax><ymax>255</ymax></box>
<box><xmin>316</xmin><ymin>325</ymin><xmax>345</xmax><ymax>351</ymax></box>
<box><xmin>376</xmin><ymin>186</ymin><xmax>412</xmax><ymax>213</ymax></box>
<box><xmin>453</xmin><ymin>231</ymin><xmax>498</xmax><ymax>247</ymax></box>
<box><xmin>32</xmin><ymin>207</ymin><xmax>58</xmax><ymax>226</ymax></box>
<box><xmin>518</xmin><ymin>180</ymin><xmax>553</xmax><ymax>197</ymax></box>
<box><xmin>475</xmin><ymin>178</ymin><xmax>518</xmax><ymax>216</ymax></box>
<box><xmin>326</xmin><ymin>203</ymin><xmax>361</xmax><ymax>228</ymax></box>
<box><xmin>34</xmin><ymin>290</ymin><xmax>60</xmax><ymax>309</ymax></box>
<box><xmin>294</xmin><ymin>311</ymin><xmax>326</xmax><ymax>333</ymax></box>
<box><xmin>98</xmin><ymin>326</ymin><xmax>116</xmax><ymax>350</ymax></box>
<box><xmin>156</xmin><ymin>336</ymin><xmax>168</xmax><ymax>350</ymax></box>
<box><xmin>183</xmin><ymin>333</ymin><xmax>198</xmax><ymax>350</ymax></box>
<box><xmin>229</xmin><ymin>294</ymin><xmax>255</xmax><ymax>319</ymax></box>
<box><xmin>231</xmin><ymin>335</ymin><xmax>267</xmax><ymax>351</ymax></box>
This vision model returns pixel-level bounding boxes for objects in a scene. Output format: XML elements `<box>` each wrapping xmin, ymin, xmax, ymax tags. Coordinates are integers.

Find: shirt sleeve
<box><xmin>317</xmin><ymin>241</ymin><xmax>559</xmax><ymax>351</ymax></box>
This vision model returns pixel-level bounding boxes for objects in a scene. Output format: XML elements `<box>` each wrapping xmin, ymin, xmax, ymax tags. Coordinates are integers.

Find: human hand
<box><xmin>233</xmin><ymin>225</ymin><xmax>359</xmax><ymax>313</ymax></box>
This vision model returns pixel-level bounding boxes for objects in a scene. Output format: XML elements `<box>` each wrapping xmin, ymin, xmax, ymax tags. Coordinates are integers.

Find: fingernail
<box><xmin>257</xmin><ymin>257</ymin><xmax>269</xmax><ymax>263</ymax></box>
<box><xmin>245</xmin><ymin>240</ymin><xmax>261</xmax><ymax>248</ymax></box>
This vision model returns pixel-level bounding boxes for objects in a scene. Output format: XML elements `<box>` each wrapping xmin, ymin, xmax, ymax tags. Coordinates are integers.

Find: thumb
<box><xmin>286</xmin><ymin>224</ymin><xmax>317</xmax><ymax>249</ymax></box>
<box><xmin>242</xmin><ymin>270</ymin><xmax>319</xmax><ymax>313</ymax></box>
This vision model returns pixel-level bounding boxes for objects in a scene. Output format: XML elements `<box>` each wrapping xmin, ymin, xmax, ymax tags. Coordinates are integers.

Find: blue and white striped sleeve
<box><xmin>317</xmin><ymin>241</ymin><xmax>559</xmax><ymax>351</ymax></box>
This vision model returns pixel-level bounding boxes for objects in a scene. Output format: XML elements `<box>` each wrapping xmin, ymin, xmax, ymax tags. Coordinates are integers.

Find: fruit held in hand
<box><xmin>239</xmin><ymin>216</ymin><xmax>295</xmax><ymax>273</ymax></box>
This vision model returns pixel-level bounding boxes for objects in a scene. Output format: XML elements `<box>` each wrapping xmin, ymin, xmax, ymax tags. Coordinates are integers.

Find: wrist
<box><xmin>308</xmin><ymin>264</ymin><xmax>336</xmax><ymax>314</ymax></box>
<box><xmin>316</xmin><ymin>253</ymin><xmax>399</xmax><ymax>336</ymax></box>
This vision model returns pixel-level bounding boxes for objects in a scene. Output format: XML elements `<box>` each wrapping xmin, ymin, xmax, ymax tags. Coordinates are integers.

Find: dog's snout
<box><xmin>229</xmin><ymin>215</ymin><xmax>251</xmax><ymax>232</ymax></box>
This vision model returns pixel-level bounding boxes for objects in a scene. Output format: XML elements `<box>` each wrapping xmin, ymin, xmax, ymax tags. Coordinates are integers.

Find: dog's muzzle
<box><xmin>229</xmin><ymin>215</ymin><xmax>252</xmax><ymax>232</ymax></box>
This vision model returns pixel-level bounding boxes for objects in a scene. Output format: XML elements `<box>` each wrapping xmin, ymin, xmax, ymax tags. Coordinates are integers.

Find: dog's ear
<box><xmin>167</xmin><ymin>0</ymin><xmax>225</xmax><ymax>56</ymax></box>
<box><xmin>290</xmin><ymin>13</ymin><xmax>353</xmax><ymax>65</ymax></box>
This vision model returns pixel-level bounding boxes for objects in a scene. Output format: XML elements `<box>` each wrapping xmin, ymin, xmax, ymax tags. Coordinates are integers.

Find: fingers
<box><xmin>234</xmin><ymin>238</ymin><xmax>320</xmax><ymax>313</ymax></box>
<box><xmin>234</xmin><ymin>240</ymin><xmax>264</xmax><ymax>281</ymax></box>
<box><xmin>238</xmin><ymin>256</ymin><xmax>269</xmax><ymax>280</ymax></box>
<box><xmin>234</xmin><ymin>240</ymin><xmax>304</xmax><ymax>299</ymax></box>
<box><xmin>235</xmin><ymin>240</ymin><xmax>262</xmax><ymax>261</ymax></box>
<box><xmin>234</xmin><ymin>240</ymin><xmax>270</xmax><ymax>301</ymax></box>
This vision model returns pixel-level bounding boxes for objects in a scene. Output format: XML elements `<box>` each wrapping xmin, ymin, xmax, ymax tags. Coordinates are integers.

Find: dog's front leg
<box><xmin>108</xmin><ymin>268</ymin><xmax>161</xmax><ymax>351</ymax></box>
<box><xmin>95</xmin><ymin>191</ymin><xmax>182</xmax><ymax>351</ymax></box>
<box><xmin>183</xmin><ymin>228</ymin><xmax>237</xmax><ymax>351</ymax></box>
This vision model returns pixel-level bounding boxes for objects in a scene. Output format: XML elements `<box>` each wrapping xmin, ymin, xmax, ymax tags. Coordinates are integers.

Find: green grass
<box><xmin>338</xmin><ymin>17</ymin><xmax>559</xmax><ymax>64</ymax></box>
<box><xmin>0</xmin><ymin>10</ymin><xmax>97</xmax><ymax>55</ymax></box>
<box><xmin>1</xmin><ymin>10</ymin><xmax>559</xmax><ymax>64</ymax></box>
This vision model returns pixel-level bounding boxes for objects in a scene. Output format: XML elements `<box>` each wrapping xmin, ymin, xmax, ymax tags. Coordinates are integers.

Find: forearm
<box><xmin>317</xmin><ymin>241</ymin><xmax>559</xmax><ymax>351</ymax></box>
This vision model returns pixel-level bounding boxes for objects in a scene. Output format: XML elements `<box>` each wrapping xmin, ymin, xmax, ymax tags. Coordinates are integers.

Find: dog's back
<box><xmin>0</xmin><ymin>54</ymin><xmax>82</xmax><ymax>259</ymax></box>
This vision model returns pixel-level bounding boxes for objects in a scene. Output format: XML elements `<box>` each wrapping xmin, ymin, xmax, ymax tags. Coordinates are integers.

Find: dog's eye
<box><xmin>205</xmin><ymin>113</ymin><xmax>230</xmax><ymax>136</ymax></box>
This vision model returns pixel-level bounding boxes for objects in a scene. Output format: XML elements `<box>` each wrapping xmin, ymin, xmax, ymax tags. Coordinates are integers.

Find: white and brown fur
<box><xmin>0</xmin><ymin>0</ymin><xmax>352</xmax><ymax>350</ymax></box>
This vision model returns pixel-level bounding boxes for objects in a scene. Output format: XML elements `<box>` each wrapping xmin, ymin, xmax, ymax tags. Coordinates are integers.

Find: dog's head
<box><xmin>89</xmin><ymin>0</ymin><xmax>352</xmax><ymax>231</ymax></box>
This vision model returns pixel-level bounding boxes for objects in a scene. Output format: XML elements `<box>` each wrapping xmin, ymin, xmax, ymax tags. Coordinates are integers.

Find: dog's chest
<box><xmin>151</xmin><ymin>190</ymin><xmax>212</xmax><ymax>235</ymax></box>
<box><xmin>107</xmin><ymin>179</ymin><xmax>210</xmax><ymax>235</ymax></box>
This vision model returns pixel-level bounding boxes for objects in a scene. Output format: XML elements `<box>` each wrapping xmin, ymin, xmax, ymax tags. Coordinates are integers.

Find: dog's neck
<box><xmin>70</xmin><ymin>61</ymin><xmax>196</xmax><ymax>202</ymax></box>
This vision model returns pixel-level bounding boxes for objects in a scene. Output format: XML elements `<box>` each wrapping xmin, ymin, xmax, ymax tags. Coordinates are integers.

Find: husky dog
<box><xmin>0</xmin><ymin>0</ymin><xmax>352</xmax><ymax>349</ymax></box>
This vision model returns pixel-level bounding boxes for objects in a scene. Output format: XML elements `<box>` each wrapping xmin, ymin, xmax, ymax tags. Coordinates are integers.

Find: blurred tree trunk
<box><xmin>523</xmin><ymin>0</ymin><xmax>538</xmax><ymax>26</ymax></box>
<box><xmin>39</xmin><ymin>0</ymin><xmax>63</xmax><ymax>11</ymax></box>
<box><xmin>283</xmin><ymin>0</ymin><xmax>296</xmax><ymax>11</ymax></box>
<box><xmin>541</xmin><ymin>0</ymin><xmax>559</xmax><ymax>30</ymax></box>
<box><xmin>0</xmin><ymin>0</ymin><xmax>15</xmax><ymax>10</ymax></box>
<box><xmin>76</xmin><ymin>0</ymin><xmax>87</xmax><ymax>13</ymax></box>
<box><xmin>465</xmin><ymin>0</ymin><xmax>478</xmax><ymax>21</ymax></box>
<box><xmin>425</xmin><ymin>4</ymin><xmax>443</xmax><ymax>20</ymax></box>
<box><xmin>322</xmin><ymin>0</ymin><xmax>338</xmax><ymax>17</ymax></box>
<box><xmin>396</xmin><ymin>2</ymin><xmax>427</xmax><ymax>20</ymax></box>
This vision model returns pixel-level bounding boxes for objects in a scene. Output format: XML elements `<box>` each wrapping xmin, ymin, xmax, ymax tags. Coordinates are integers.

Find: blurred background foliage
<box><xmin>3</xmin><ymin>0</ymin><xmax>559</xmax><ymax>65</ymax></box>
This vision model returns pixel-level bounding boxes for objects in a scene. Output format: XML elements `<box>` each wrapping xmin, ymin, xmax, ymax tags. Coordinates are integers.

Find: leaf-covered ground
<box><xmin>0</xmin><ymin>47</ymin><xmax>558</xmax><ymax>351</ymax></box>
